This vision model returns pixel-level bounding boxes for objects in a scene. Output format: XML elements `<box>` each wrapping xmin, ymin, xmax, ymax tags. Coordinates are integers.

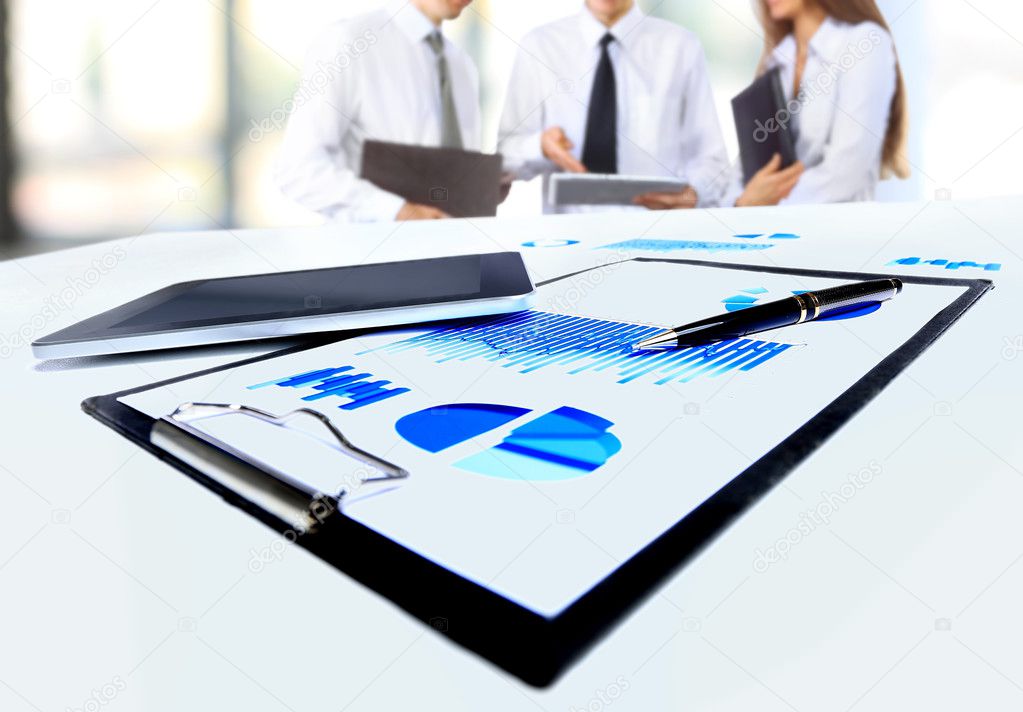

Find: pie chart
<box><xmin>395</xmin><ymin>404</ymin><xmax>621</xmax><ymax>481</ymax></box>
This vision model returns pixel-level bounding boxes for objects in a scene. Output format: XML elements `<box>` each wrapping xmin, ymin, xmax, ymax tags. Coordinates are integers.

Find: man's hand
<box><xmin>735</xmin><ymin>154</ymin><xmax>805</xmax><ymax>207</ymax></box>
<box><xmin>541</xmin><ymin>127</ymin><xmax>587</xmax><ymax>173</ymax></box>
<box><xmin>633</xmin><ymin>186</ymin><xmax>699</xmax><ymax>211</ymax></box>
<box><xmin>396</xmin><ymin>202</ymin><xmax>450</xmax><ymax>220</ymax></box>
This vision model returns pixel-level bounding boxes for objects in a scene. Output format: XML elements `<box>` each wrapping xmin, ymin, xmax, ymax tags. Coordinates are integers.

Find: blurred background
<box><xmin>2</xmin><ymin>0</ymin><xmax>1021</xmax><ymax>257</ymax></box>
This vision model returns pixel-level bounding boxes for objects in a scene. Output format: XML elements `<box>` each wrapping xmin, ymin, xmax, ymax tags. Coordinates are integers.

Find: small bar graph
<box><xmin>599</xmin><ymin>238</ymin><xmax>774</xmax><ymax>254</ymax></box>
<box><xmin>734</xmin><ymin>233</ymin><xmax>800</xmax><ymax>240</ymax></box>
<box><xmin>358</xmin><ymin>311</ymin><xmax>793</xmax><ymax>385</ymax></box>
<box><xmin>248</xmin><ymin>366</ymin><xmax>410</xmax><ymax>410</ymax></box>
<box><xmin>888</xmin><ymin>257</ymin><xmax>1001</xmax><ymax>272</ymax></box>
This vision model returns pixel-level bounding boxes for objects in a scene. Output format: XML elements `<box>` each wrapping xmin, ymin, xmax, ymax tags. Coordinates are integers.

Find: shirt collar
<box><xmin>808</xmin><ymin>16</ymin><xmax>844</xmax><ymax>62</ymax></box>
<box><xmin>389</xmin><ymin>0</ymin><xmax>440</xmax><ymax>44</ymax></box>
<box><xmin>770</xmin><ymin>16</ymin><xmax>842</xmax><ymax>65</ymax></box>
<box><xmin>578</xmin><ymin>2</ymin><xmax>644</xmax><ymax>48</ymax></box>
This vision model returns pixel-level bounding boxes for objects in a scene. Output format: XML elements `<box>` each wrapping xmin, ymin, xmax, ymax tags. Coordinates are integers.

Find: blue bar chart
<box><xmin>247</xmin><ymin>366</ymin><xmax>410</xmax><ymax>410</ymax></box>
<box><xmin>888</xmin><ymin>257</ymin><xmax>1001</xmax><ymax>272</ymax></box>
<box><xmin>734</xmin><ymin>233</ymin><xmax>800</xmax><ymax>240</ymax></box>
<box><xmin>359</xmin><ymin>311</ymin><xmax>793</xmax><ymax>385</ymax></box>
<box><xmin>599</xmin><ymin>238</ymin><xmax>774</xmax><ymax>254</ymax></box>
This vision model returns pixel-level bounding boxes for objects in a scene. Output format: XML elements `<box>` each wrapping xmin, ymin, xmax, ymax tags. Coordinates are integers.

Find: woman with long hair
<box><xmin>732</xmin><ymin>0</ymin><xmax>909</xmax><ymax>206</ymax></box>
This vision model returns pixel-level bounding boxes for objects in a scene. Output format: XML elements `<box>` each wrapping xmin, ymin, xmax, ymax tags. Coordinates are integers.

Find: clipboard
<box><xmin>81</xmin><ymin>259</ymin><xmax>993</xmax><ymax>687</ymax></box>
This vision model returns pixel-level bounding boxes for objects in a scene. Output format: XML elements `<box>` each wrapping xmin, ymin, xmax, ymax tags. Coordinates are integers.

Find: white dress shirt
<box><xmin>724</xmin><ymin>17</ymin><xmax>898</xmax><ymax>206</ymax></box>
<box><xmin>498</xmin><ymin>4</ymin><xmax>730</xmax><ymax>212</ymax></box>
<box><xmin>275</xmin><ymin>1</ymin><xmax>481</xmax><ymax>222</ymax></box>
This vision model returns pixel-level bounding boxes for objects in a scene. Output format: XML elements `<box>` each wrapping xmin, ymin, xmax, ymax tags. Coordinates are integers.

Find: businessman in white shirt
<box><xmin>275</xmin><ymin>0</ymin><xmax>479</xmax><ymax>222</ymax></box>
<box><xmin>498</xmin><ymin>0</ymin><xmax>730</xmax><ymax>213</ymax></box>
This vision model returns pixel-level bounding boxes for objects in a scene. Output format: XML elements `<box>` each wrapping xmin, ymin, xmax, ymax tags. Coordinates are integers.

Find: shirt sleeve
<box><xmin>497</xmin><ymin>38</ymin><xmax>555</xmax><ymax>181</ymax></box>
<box><xmin>675</xmin><ymin>40</ymin><xmax>732</xmax><ymax>208</ymax></box>
<box><xmin>274</xmin><ymin>27</ymin><xmax>405</xmax><ymax>222</ymax></box>
<box><xmin>783</xmin><ymin>27</ymin><xmax>897</xmax><ymax>205</ymax></box>
<box><xmin>720</xmin><ymin>164</ymin><xmax>745</xmax><ymax>208</ymax></box>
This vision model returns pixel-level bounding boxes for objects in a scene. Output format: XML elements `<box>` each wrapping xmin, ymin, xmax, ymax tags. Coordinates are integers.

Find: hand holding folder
<box><xmin>731</xmin><ymin>67</ymin><xmax>798</xmax><ymax>185</ymax></box>
<box><xmin>360</xmin><ymin>140</ymin><xmax>503</xmax><ymax>218</ymax></box>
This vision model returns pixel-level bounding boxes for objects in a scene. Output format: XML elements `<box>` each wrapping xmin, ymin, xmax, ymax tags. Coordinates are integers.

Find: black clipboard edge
<box><xmin>81</xmin><ymin>259</ymin><xmax>993</xmax><ymax>687</ymax></box>
<box><xmin>547</xmin><ymin>258</ymin><xmax>992</xmax><ymax>674</ymax></box>
<box><xmin>82</xmin><ymin>332</ymin><xmax>565</xmax><ymax>686</ymax></box>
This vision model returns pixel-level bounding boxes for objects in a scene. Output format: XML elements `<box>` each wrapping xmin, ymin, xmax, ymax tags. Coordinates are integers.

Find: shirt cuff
<box><xmin>501</xmin><ymin>129</ymin><xmax>549</xmax><ymax>179</ymax></box>
<box><xmin>720</xmin><ymin>180</ymin><xmax>743</xmax><ymax>209</ymax></box>
<box><xmin>349</xmin><ymin>180</ymin><xmax>406</xmax><ymax>223</ymax></box>
<box><xmin>697</xmin><ymin>168</ymin><xmax>742</xmax><ymax>208</ymax></box>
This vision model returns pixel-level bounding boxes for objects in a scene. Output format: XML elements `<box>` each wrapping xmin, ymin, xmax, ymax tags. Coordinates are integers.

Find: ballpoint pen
<box><xmin>635</xmin><ymin>278</ymin><xmax>903</xmax><ymax>350</ymax></box>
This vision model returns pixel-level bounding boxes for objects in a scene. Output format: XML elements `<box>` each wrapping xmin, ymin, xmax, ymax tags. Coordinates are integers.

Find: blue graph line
<box><xmin>358</xmin><ymin>311</ymin><xmax>793</xmax><ymax>385</ymax></box>
<box><xmin>248</xmin><ymin>366</ymin><xmax>410</xmax><ymax>410</ymax></box>
<box><xmin>888</xmin><ymin>257</ymin><xmax>1001</xmax><ymax>271</ymax></box>
<box><xmin>599</xmin><ymin>239</ymin><xmax>774</xmax><ymax>253</ymax></box>
<box><xmin>522</xmin><ymin>239</ymin><xmax>580</xmax><ymax>248</ymax></box>
<box><xmin>734</xmin><ymin>233</ymin><xmax>800</xmax><ymax>240</ymax></box>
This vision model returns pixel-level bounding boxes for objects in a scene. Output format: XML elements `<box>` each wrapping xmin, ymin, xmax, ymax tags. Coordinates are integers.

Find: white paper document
<box><xmin>122</xmin><ymin>261</ymin><xmax>967</xmax><ymax>616</ymax></box>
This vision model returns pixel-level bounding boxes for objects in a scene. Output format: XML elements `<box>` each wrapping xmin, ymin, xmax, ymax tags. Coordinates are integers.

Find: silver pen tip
<box><xmin>633</xmin><ymin>330</ymin><xmax>678</xmax><ymax>351</ymax></box>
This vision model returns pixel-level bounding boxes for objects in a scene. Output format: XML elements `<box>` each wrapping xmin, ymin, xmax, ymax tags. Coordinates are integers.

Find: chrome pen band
<box><xmin>805</xmin><ymin>291</ymin><xmax>821</xmax><ymax>320</ymax></box>
<box><xmin>793</xmin><ymin>293</ymin><xmax>820</xmax><ymax>324</ymax></box>
<box><xmin>793</xmin><ymin>295</ymin><xmax>807</xmax><ymax>324</ymax></box>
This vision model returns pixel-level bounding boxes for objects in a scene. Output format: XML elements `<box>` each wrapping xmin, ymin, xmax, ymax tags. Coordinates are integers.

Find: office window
<box><xmin>4</xmin><ymin>0</ymin><xmax>1021</xmax><ymax>255</ymax></box>
<box><xmin>9</xmin><ymin>0</ymin><xmax>227</xmax><ymax>244</ymax></box>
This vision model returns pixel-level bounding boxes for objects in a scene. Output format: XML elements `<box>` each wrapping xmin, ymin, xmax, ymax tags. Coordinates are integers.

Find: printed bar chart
<box><xmin>359</xmin><ymin>311</ymin><xmax>793</xmax><ymax>385</ymax></box>
<box><xmin>888</xmin><ymin>257</ymin><xmax>1001</xmax><ymax>271</ymax></box>
<box><xmin>599</xmin><ymin>238</ymin><xmax>774</xmax><ymax>253</ymax></box>
<box><xmin>248</xmin><ymin>366</ymin><xmax>410</xmax><ymax>410</ymax></box>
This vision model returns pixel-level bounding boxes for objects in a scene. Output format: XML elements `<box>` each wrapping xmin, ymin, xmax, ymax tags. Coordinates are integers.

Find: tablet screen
<box><xmin>112</xmin><ymin>257</ymin><xmax>483</xmax><ymax>330</ymax></box>
<box><xmin>35</xmin><ymin>252</ymin><xmax>532</xmax><ymax>351</ymax></box>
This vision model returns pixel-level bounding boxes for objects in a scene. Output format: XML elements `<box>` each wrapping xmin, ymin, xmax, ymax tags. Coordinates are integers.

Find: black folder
<box><xmin>731</xmin><ymin>67</ymin><xmax>798</xmax><ymax>184</ymax></box>
<box><xmin>360</xmin><ymin>140</ymin><xmax>502</xmax><ymax>218</ymax></box>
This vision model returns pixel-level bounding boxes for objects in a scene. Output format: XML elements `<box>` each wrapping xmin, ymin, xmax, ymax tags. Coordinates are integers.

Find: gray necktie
<box><xmin>425</xmin><ymin>31</ymin><xmax>463</xmax><ymax>149</ymax></box>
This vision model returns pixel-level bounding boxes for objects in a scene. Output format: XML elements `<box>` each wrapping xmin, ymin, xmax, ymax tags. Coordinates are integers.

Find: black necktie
<box><xmin>582</xmin><ymin>33</ymin><xmax>617</xmax><ymax>174</ymax></box>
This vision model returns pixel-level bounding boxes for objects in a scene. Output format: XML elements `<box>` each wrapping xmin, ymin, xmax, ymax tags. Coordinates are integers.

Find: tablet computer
<box><xmin>548</xmin><ymin>173</ymin><xmax>687</xmax><ymax>206</ymax></box>
<box><xmin>33</xmin><ymin>252</ymin><xmax>534</xmax><ymax>359</ymax></box>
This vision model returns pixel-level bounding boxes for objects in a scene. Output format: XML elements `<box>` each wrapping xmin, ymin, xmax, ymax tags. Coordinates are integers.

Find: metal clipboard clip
<box><xmin>150</xmin><ymin>402</ymin><xmax>409</xmax><ymax>533</ymax></box>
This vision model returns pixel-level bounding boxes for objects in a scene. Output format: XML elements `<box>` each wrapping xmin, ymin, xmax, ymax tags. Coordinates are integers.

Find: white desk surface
<box><xmin>1</xmin><ymin>198</ymin><xmax>1021</xmax><ymax>711</ymax></box>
